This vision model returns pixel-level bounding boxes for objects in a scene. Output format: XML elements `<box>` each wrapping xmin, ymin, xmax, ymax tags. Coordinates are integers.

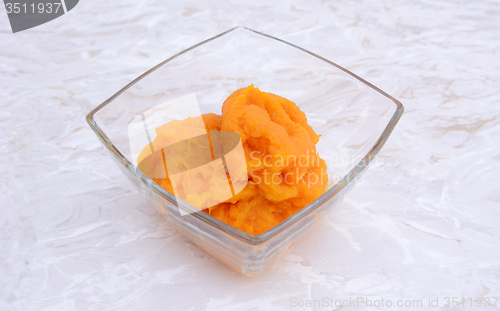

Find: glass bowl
<box><xmin>86</xmin><ymin>26</ymin><xmax>404</xmax><ymax>276</ymax></box>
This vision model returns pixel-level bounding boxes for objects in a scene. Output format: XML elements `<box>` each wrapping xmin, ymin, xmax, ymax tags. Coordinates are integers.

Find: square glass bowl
<box><xmin>86</xmin><ymin>27</ymin><xmax>403</xmax><ymax>276</ymax></box>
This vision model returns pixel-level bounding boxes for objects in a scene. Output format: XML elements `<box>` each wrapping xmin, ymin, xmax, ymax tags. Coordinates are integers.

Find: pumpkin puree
<box><xmin>138</xmin><ymin>85</ymin><xmax>328</xmax><ymax>235</ymax></box>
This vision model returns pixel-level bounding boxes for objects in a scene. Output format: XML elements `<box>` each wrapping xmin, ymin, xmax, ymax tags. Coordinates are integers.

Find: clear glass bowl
<box><xmin>86</xmin><ymin>26</ymin><xmax>404</xmax><ymax>276</ymax></box>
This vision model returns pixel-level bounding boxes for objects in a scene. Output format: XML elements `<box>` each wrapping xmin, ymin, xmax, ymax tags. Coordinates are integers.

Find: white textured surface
<box><xmin>1</xmin><ymin>1</ymin><xmax>499</xmax><ymax>310</ymax></box>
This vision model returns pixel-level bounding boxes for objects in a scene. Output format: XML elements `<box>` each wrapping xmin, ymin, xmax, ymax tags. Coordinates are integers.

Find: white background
<box><xmin>1</xmin><ymin>0</ymin><xmax>499</xmax><ymax>310</ymax></box>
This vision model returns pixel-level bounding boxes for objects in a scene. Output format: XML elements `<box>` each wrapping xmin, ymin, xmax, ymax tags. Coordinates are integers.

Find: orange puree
<box><xmin>138</xmin><ymin>85</ymin><xmax>328</xmax><ymax>235</ymax></box>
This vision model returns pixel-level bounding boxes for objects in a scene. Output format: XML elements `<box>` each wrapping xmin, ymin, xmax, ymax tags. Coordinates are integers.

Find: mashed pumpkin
<box><xmin>138</xmin><ymin>85</ymin><xmax>328</xmax><ymax>235</ymax></box>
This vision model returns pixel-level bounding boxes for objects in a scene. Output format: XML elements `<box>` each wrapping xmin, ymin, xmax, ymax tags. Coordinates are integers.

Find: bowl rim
<box><xmin>86</xmin><ymin>26</ymin><xmax>404</xmax><ymax>245</ymax></box>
